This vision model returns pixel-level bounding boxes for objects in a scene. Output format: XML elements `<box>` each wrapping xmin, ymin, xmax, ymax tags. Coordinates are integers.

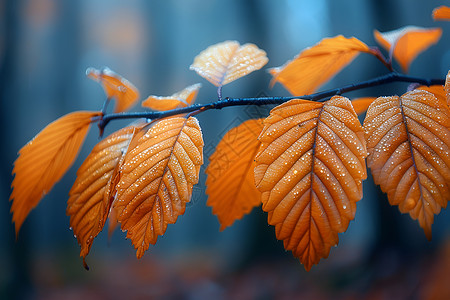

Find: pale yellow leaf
<box><xmin>190</xmin><ymin>41</ymin><xmax>268</xmax><ymax>87</ymax></box>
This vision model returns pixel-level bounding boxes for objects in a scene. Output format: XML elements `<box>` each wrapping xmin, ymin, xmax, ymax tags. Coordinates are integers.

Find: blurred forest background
<box><xmin>1</xmin><ymin>0</ymin><xmax>449</xmax><ymax>299</ymax></box>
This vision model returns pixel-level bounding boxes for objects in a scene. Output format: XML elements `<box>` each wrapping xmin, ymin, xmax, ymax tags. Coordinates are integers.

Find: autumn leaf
<box><xmin>254</xmin><ymin>96</ymin><xmax>367</xmax><ymax>270</ymax></box>
<box><xmin>417</xmin><ymin>85</ymin><xmax>446</xmax><ymax>105</ymax></box>
<box><xmin>374</xmin><ymin>26</ymin><xmax>442</xmax><ymax>72</ymax></box>
<box><xmin>104</xmin><ymin>129</ymin><xmax>143</xmax><ymax>241</ymax></box>
<box><xmin>433</xmin><ymin>6</ymin><xmax>450</xmax><ymax>21</ymax></box>
<box><xmin>351</xmin><ymin>97</ymin><xmax>376</xmax><ymax>115</ymax></box>
<box><xmin>363</xmin><ymin>90</ymin><xmax>450</xmax><ymax>239</ymax></box>
<box><xmin>269</xmin><ymin>36</ymin><xmax>373</xmax><ymax>96</ymax></box>
<box><xmin>66</xmin><ymin>125</ymin><xmax>136</xmax><ymax>262</ymax></box>
<box><xmin>87</xmin><ymin>67</ymin><xmax>139</xmax><ymax>113</ymax></box>
<box><xmin>206</xmin><ymin>118</ymin><xmax>264</xmax><ymax>230</ymax></box>
<box><xmin>142</xmin><ymin>83</ymin><xmax>201</xmax><ymax>111</ymax></box>
<box><xmin>190</xmin><ymin>41</ymin><xmax>268</xmax><ymax>87</ymax></box>
<box><xmin>107</xmin><ymin>206</ymin><xmax>119</xmax><ymax>240</ymax></box>
<box><xmin>10</xmin><ymin>111</ymin><xmax>101</xmax><ymax>235</ymax></box>
<box><xmin>105</xmin><ymin>123</ymin><xmax>149</xmax><ymax>208</ymax></box>
<box><xmin>114</xmin><ymin>116</ymin><xmax>204</xmax><ymax>258</ymax></box>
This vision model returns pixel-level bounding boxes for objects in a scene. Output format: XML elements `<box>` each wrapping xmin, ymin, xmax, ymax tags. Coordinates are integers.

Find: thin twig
<box><xmin>98</xmin><ymin>73</ymin><xmax>445</xmax><ymax>131</ymax></box>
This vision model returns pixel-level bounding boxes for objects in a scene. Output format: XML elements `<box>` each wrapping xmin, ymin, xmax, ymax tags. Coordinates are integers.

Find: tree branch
<box><xmin>98</xmin><ymin>72</ymin><xmax>445</xmax><ymax>131</ymax></box>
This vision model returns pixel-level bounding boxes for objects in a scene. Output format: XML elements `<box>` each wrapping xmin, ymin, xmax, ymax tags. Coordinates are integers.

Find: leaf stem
<box><xmin>98</xmin><ymin>73</ymin><xmax>445</xmax><ymax>132</ymax></box>
<box><xmin>369</xmin><ymin>47</ymin><xmax>394</xmax><ymax>72</ymax></box>
<box><xmin>101</xmin><ymin>97</ymin><xmax>111</xmax><ymax>115</ymax></box>
<box><xmin>217</xmin><ymin>86</ymin><xmax>223</xmax><ymax>101</ymax></box>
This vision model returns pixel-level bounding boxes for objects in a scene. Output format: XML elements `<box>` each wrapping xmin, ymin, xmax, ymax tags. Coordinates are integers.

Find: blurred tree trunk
<box><xmin>0</xmin><ymin>1</ymin><xmax>33</xmax><ymax>298</ymax></box>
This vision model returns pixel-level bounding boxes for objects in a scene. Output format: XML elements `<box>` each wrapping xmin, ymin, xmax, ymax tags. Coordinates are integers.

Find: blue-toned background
<box><xmin>1</xmin><ymin>0</ymin><xmax>449</xmax><ymax>299</ymax></box>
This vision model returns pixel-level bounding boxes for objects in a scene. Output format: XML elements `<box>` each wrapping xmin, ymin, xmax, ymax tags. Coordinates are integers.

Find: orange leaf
<box><xmin>269</xmin><ymin>36</ymin><xmax>371</xmax><ymax>96</ymax></box>
<box><xmin>66</xmin><ymin>125</ymin><xmax>136</xmax><ymax>261</ymax></box>
<box><xmin>417</xmin><ymin>85</ymin><xmax>446</xmax><ymax>105</ymax></box>
<box><xmin>374</xmin><ymin>27</ymin><xmax>442</xmax><ymax>72</ymax></box>
<box><xmin>104</xmin><ymin>126</ymin><xmax>145</xmax><ymax>242</ymax></box>
<box><xmin>87</xmin><ymin>67</ymin><xmax>139</xmax><ymax>113</ymax></box>
<box><xmin>254</xmin><ymin>96</ymin><xmax>367</xmax><ymax>270</ymax></box>
<box><xmin>206</xmin><ymin>118</ymin><xmax>263</xmax><ymax>230</ymax></box>
<box><xmin>10</xmin><ymin>111</ymin><xmax>101</xmax><ymax>235</ymax></box>
<box><xmin>363</xmin><ymin>90</ymin><xmax>450</xmax><ymax>239</ymax></box>
<box><xmin>114</xmin><ymin>117</ymin><xmax>204</xmax><ymax>258</ymax></box>
<box><xmin>351</xmin><ymin>97</ymin><xmax>376</xmax><ymax>115</ymax></box>
<box><xmin>105</xmin><ymin>123</ymin><xmax>149</xmax><ymax>206</ymax></box>
<box><xmin>190</xmin><ymin>41</ymin><xmax>268</xmax><ymax>87</ymax></box>
<box><xmin>433</xmin><ymin>6</ymin><xmax>450</xmax><ymax>21</ymax></box>
<box><xmin>142</xmin><ymin>83</ymin><xmax>201</xmax><ymax>111</ymax></box>
<box><xmin>107</xmin><ymin>206</ymin><xmax>119</xmax><ymax>240</ymax></box>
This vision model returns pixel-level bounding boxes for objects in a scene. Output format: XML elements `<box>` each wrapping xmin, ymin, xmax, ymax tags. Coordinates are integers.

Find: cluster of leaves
<box><xmin>10</xmin><ymin>6</ymin><xmax>450</xmax><ymax>271</ymax></box>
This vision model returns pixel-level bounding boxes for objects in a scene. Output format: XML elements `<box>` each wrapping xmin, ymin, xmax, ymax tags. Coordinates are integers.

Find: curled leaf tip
<box><xmin>433</xmin><ymin>6</ymin><xmax>450</xmax><ymax>21</ymax></box>
<box><xmin>85</xmin><ymin>67</ymin><xmax>96</xmax><ymax>77</ymax></box>
<box><xmin>86</xmin><ymin>67</ymin><xmax>139</xmax><ymax>113</ymax></box>
<box><xmin>374</xmin><ymin>26</ymin><xmax>442</xmax><ymax>72</ymax></box>
<box><xmin>83</xmin><ymin>258</ymin><xmax>90</xmax><ymax>271</ymax></box>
